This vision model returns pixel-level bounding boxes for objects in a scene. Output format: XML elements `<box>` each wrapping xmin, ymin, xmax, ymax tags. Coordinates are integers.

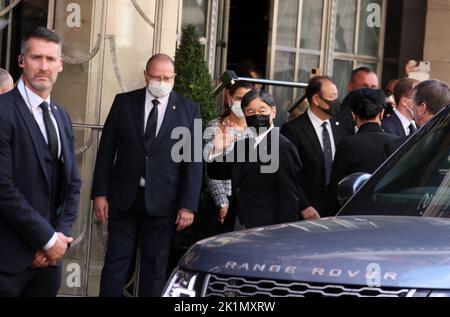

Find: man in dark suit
<box><xmin>0</xmin><ymin>28</ymin><xmax>81</xmax><ymax>297</ymax></box>
<box><xmin>281</xmin><ymin>76</ymin><xmax>349</xmax><ymax>218</ymax></box>
<box><xmin>385</xmin><ymin>79</ymin><xmax>450</xmax><ymax>156</ymax></box>
<box><xmin>207</xmin><ymin>90</ymin><xmax>315</xmax><ymax>229</ymax></box>
<box><xmin>91</xmin><ymin>54</ymin><xmax>202</xmax><ymax>297</ymax></box>
<box><xmin>382</xmin><ymin>78</ymin><xmax>419</xmax><ymax>138</ymax></box>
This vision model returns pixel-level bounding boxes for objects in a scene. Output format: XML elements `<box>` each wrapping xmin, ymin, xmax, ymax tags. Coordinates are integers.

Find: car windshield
<box><xmin>339</xmin><ymin>105</ymin><xmax>450</xmax><ymax>218</ymax></box>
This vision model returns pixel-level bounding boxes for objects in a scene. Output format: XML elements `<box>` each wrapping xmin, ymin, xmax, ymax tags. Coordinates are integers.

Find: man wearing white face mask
<box><xmin>202</xmin><ymin>81</ymin><xmax>254</xmax><ymax>238</ymax></box>
<box><xmin>91</xmin><ymin>54</ymin><xmax>202</xmax><ymax>297</ymax></box>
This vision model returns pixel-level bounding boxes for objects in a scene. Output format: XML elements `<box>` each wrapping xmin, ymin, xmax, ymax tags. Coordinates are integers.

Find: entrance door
<box><xmin>226</xmin><ymin>0</ymin><xmax>270</xmax><ymax>78</ymax></box>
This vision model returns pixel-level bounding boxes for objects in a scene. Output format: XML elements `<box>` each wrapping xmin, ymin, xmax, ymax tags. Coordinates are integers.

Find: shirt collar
<box><xmin>254</xmin><ymin>125</ymin><xmax>274</xmax><ymax>147</ymax></box>
<box><xmin>394</xmin><ymin>109</ymin><xmax>414</xmax><ymax>130</ymax></box>
<box><xmin>18</xmin><ymin>79</ymin><xmax>51</xmax><ymax>111</ymax></box>
<box><xmin>307</xmin><ymin>108</ymin><xmax>330</xmax><ymax>130</ymax></box>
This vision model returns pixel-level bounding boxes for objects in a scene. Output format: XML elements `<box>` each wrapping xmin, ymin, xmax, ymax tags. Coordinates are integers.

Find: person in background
<box><xmin>281</xmin><ymin>76</ymin><xmax>349</xmax><ymax>218</ymax></box>
<box><xmin>328</xmin><ymin>89</ymin><xmax>399</xmax><ymax>212</ymax></box>
<box><xmin>236</xmin><ymin>59</ymin><xmax>265</xmax><ymax>90</ymax></box>
<box><xmin>382</xmin><ymin>78</ymin><xmax>419</xmax><ymax>138</ymax></box>
<box><xmin>383</xmin><ymin>79</ymin><xmax>399</xmax><ymax>118</ymax></box>
<box><xmin>0</xmin><ymin>68</ymin><xmax>14</xmax><ymax>94</ymax></box>
<box><xmin>336</xmin><ymin>67</ymin><xmax>380</xmax><ymax>135</ymax></box>
<box><xmin>385</xmin><ymin>79</ymin><xmax>450</xmax><ymax>156</ymax></box>
<box><xmin>202</xmin><ymin>81</ymin><xmax>254</xmax><ymax>238</ymax></box>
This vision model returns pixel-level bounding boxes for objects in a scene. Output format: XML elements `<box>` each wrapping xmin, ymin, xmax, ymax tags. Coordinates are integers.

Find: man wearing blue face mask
<box><xmin>207</xmin><ymin>89</ymin><xmax>318</xmax><ymax>229</ymax></box>
<box><xmin>91</xmin><ymin>54</ymin><xmax>202</xmax><ymax>297</ymax></box>
<box><xmin>281</xmin><ymin>76</ymin><xmax>351</xmax><ymax>218</ymax></box>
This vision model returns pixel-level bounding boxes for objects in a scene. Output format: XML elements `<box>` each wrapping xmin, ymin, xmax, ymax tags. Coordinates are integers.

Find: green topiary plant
<box><xmin>174</xmin><ymin>24</ymin><xmax>217</xmax><ymax>127</ymax></box>
<box><xmin>170</xmin><ymin>24</ymin><xmax>217</xmax><ymax>257</ymax></box>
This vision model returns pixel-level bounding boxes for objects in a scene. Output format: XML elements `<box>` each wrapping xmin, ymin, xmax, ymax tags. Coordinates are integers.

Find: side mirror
<box><xmin>337</xmin><ymin>173</ymin><xmax>372</xmax><ymax>206</ymax></box>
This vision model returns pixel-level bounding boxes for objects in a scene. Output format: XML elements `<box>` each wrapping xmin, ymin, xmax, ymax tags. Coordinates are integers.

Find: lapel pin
<box><xmin>336</xmin><ymin>122</ymin><xmax>340</xmax><ymax>126</ymax></box>
<box><xmin>173</xmin><ymin>106</ymin><xmax>177</xmax><ymax>111</ymax></box>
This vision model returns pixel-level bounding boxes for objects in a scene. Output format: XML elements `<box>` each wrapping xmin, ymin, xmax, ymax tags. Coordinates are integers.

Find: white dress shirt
<box><xmin>307</xmin><ymin>108</ymin><xmax>336</xmax><ymax>159</ymax></box>
<box><xmin>18</xmin><ymin>79</ymin><xmax>62</xmax><ymax>158</ymax></box>
<box><xmin>395</xmin><ymin>109</ymin><xmax>416</xmax><ymax>136</ymax></box>
<box><xmin>18</xmin><ymin>79</ymin><xmax>60</xmax><ymax>251</ymax></box>
<box><xmin>140</xmin><ymin>90</ymin><xmax>170</xmax><ymax>187</ymax></box>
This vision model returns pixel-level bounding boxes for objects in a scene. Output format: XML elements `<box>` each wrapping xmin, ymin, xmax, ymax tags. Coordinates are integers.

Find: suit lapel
<box><xmin>233</xmin><ymin>138</ymin><xmax>256</xmax><ymax>184</ymax></box>
<box><xmin>302</xmin><ymin>115</ymin><xmax>325</xmax><ymax>161</ymax></box>
<box><xmin>12</xmin><ymin>89</ymin><xmax>50</xmax><ymax>185</ymax></box>
<box><xmin>393</xmin><ymin>113</ymin><xmax>406</xmax><ymax>137</ymax></box>
<box><xmin>52</xmin><ymin>104</ymin><xmax>71</xmax><ymax>180</ymax></box>
<box><xmin>331</xmin><ymin>117</ymin><xmax>346</xmax><ymax>145</ymax></box>
<box><xmin>149</xmin><ymin>92</ymin><xmax>178</xmax><ymax>151</ymax></box>
<box><xmin>132</xmin><ymin>88</ymin><xmax>146</xmax><ymax>149</ymax></box>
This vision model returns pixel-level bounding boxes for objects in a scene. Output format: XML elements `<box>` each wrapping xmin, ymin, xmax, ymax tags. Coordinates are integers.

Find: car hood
<box><xmin>180</xmin><ymin>216</ymin><xmax>450</xmax><ymax>289</ymax></box>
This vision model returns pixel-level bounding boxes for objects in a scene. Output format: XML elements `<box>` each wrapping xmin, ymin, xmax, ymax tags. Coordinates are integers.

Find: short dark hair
<box><xmin>349</xmin><ymin>88</ymin><xmax>385</xmax><ymax>120</ymax></box>
<box><xmin>394</xmin><ymin>78</ymin><xmax>419</xmax><ymax>105</ymax></box>
<box><xmin>241</xmin><ymin>89</ymin><xmax>276</xmax><ymax>110</ymax></box>
<box><xmin>351</xmin><ymin>67</ymin><xmax>374</xmax><ymax>82</ymax></box>
<box><xmin>305</xmin><ymin>76</ymin><xmax>335</xmax><ymax>104</ymax></box>
<box><xmin>230</xmin><ymin>81</ymin><xmax>255</xmax><ymax>97</ymax></box>
<box><xmin>146</xmin><ymin>53</ymin><xmax>175</xmax><ymax>71</ymax></box>
<box><xmin>413</xmin><ymin>80</ymin><xmax>450</xmax><ymax>115</ymax></box>
<box><xmin>21</xmin><ymin>27</ymin><xmax>61</xmax><ymax>54</ymax></box>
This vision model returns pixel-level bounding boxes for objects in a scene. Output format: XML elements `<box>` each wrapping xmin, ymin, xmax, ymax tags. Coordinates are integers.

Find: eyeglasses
<box><xmin>147</xmin><ymin>74</ymin><xmax>177</xmax><ymax>83</ymax></box>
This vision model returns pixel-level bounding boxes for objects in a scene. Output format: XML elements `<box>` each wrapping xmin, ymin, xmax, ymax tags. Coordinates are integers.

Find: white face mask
<box><xmin>231</xmin><ymin>101</ymin><xmax>245</xmax><ymax>118</ymax></box>
<box><xmin>148</xmin><ymin>80</ymin><xmax>174</xmax><ymax>98</ymax></box>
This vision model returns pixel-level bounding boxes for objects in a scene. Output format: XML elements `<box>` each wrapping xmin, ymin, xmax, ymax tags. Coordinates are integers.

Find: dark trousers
<box><xmin>0</xmin><ymin>266</ymin><xmax>61</xmax><ymax>297</ymax></box>
<box><xmin>99</xmin><ymin>189</ymin><xmax>175</xmax><ymax>297</ymax></box>
<box><xmin>200</xmin><ymin>194</ymin><xmax>235</xmax><ymax>239</ymax></box>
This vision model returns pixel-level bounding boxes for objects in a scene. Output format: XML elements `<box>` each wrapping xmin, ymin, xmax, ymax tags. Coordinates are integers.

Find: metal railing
<box><xmin>214</xmin><ymin>70</ymin><xmax>308</xmax><ymax>95</ymax></box>
<box><xmin>213</xmin><ymin>70</ymin><xmax>309</xmax><ymax>116</ymax></box>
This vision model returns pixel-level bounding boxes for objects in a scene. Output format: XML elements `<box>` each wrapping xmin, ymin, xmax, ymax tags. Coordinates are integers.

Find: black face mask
<box><xmin>319</xmin><ymin>96</ymin><xmax>340</xmax><ymax>116</ymax></box>
<box><xmin>246</xmin><ymin>114</ymin><xmax>271</xmax><ymax>131</ymax></box>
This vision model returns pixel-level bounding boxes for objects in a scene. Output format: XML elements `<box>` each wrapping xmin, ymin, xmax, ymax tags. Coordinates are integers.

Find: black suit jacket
<box><xmin>207</xmin><ymin>129</ymin><xmax>303</xmax><ymax>229</ymax></box>
<box><xmin>382</xmin><ymin>112</ymin><xmax>406</xmax><ymax>137</ymax></box>
<box><xmin>328</xmin><ymin>122</ymin><xmax>399</xmax><ymax>212</ymax></box>
<box><xmin>91</xmin><ymin>88</ymin><xmax>203</xmax><ymax>217</ymax></box>
<box><xmin>281</xmin><ymin>112</ymin><xmax>349</xmax><ymax>216</ymax></box>
<box><xmin>0</xmin><ymin>87</ymin><xmax>81</xmax><ymax>274</ymax></box>
<box><xmin>335</xmin><ymin>95</ymin><xmax>357</xmax><ymax>135</ymax></box>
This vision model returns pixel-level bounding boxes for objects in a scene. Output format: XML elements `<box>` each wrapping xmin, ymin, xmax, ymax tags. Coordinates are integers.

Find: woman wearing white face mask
<box><xmin>202</xmin><ymin>81</ymin><xmax>254</xmax><ymax>238</ymax></box>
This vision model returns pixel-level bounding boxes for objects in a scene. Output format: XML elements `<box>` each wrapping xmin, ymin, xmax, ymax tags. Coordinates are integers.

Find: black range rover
<box><xmin>164</xmin><ymin>105</ymin><xmax>450</xmax><ymax>298</ymax></box>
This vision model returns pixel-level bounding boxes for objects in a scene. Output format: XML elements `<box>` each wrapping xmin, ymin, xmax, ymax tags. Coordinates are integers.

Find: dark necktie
<box><xmin>408</xmin><ymin>122</ymin><xmax>417</xmax><ymax>136</ymax></box>
<box><xmin>39</xmin><ymin>101</ymin><xmax>59</xmax><ymax>161</ymax></box>
<box><xmin>145</xmin><ymin>99</ymin><xmax>159</xmax><ymax>150</ymax></box>
<box><xmin>322</xmin><ymin>122</ymin><xmax>333</xmax><ymax>185</ymax></box>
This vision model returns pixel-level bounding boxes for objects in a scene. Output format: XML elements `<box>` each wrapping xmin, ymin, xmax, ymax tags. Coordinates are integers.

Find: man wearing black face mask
<box><xmin>281</xmin><ymin>76</ymin><xmax>350</xmax><ymax>217</ymax></box>
<box><xmin>207</xmin><ymin>89</ymin><xmax>317</xmax><ymax>229</ymax></box>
